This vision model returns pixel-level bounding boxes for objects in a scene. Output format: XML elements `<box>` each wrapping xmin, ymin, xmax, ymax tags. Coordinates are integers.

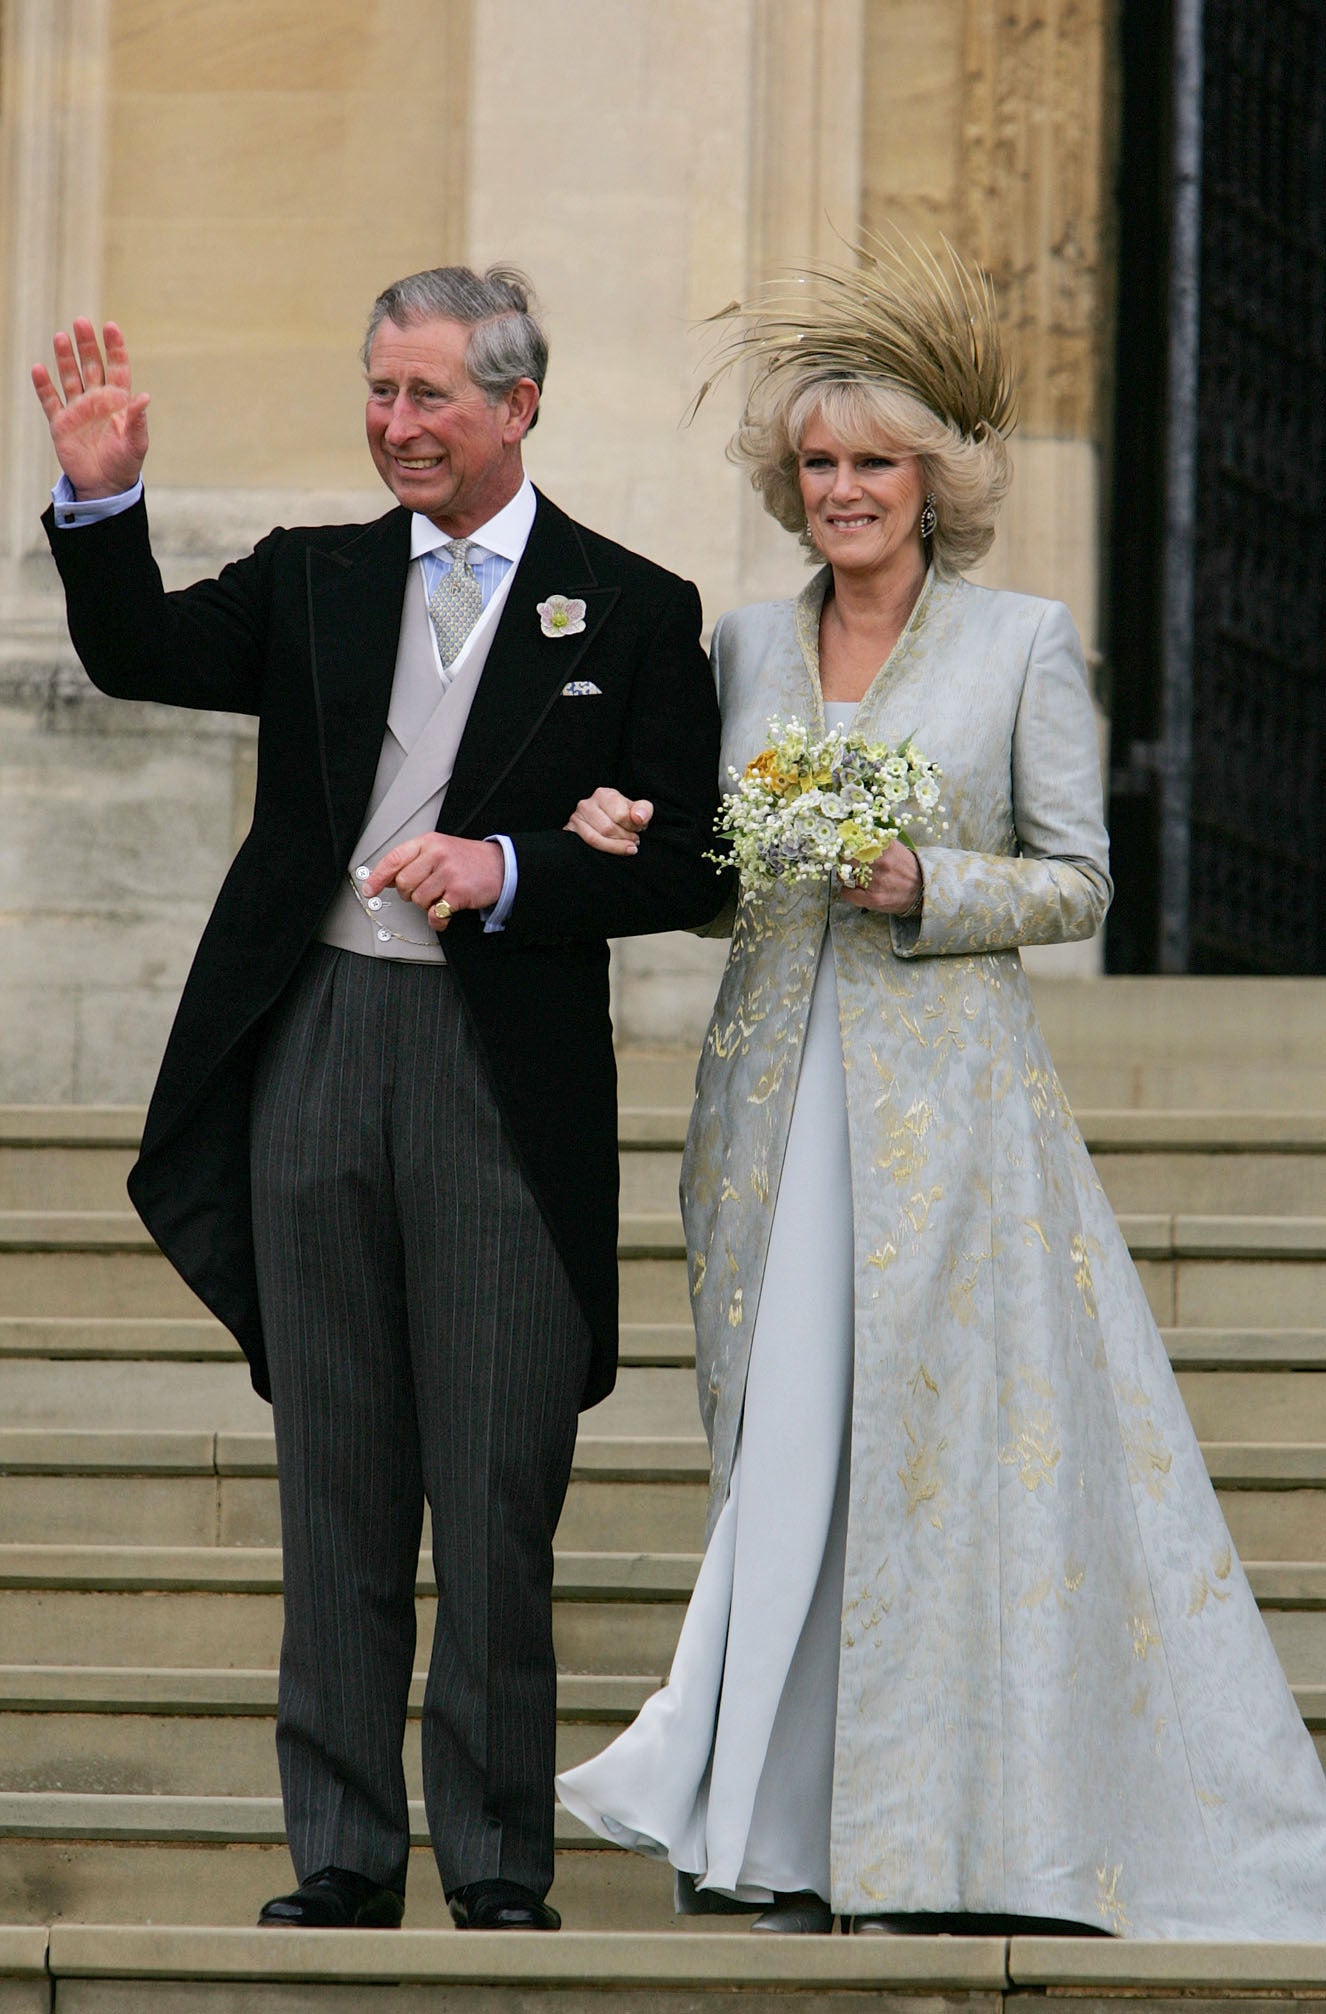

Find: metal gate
<box><xmin>1107</xmin><ymin>0</ymin><xmax>1326</xmax><ymax>973</ymax></box>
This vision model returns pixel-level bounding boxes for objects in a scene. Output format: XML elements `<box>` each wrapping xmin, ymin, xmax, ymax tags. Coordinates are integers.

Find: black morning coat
<box><xmin>43</xmin><ymin>488</ymin><xmax>728</xmax><ymax>1409</ymax></box>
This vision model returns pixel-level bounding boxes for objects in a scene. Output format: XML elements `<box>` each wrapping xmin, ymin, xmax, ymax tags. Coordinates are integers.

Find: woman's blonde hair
<box><xmin>732</xmin><ymin>371</ymin><xmax>1012</xmax><ymax>578</ymax></box>
<box><xmin>697</xmin><ymin>233</ymin><xmax>1016</xmax><ymax>577</ymax></box>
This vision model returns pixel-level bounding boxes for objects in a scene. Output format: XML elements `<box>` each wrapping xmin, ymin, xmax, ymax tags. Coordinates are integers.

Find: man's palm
<box><xmin>33</xmin><ymin>319</ymin><xmax>149</xmax><ymax>499</ymax></box>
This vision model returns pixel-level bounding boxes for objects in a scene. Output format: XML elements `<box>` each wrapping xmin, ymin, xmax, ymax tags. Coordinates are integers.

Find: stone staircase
<box><xmin>1</xmin><ymin>977</ymin><xmax>1325</xmax><ymax>2007</ymax></box>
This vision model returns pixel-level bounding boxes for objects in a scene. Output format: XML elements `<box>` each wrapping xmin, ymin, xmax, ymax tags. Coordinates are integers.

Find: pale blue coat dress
<box><xmin>558</xmin><ymin>569</ymin><xmax>1326</xmax><ymax>1937</ymax></box>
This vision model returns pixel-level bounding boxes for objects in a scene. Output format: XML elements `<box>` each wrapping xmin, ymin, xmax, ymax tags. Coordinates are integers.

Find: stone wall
<box><xmin>0</xmin><ymin>0</ymin><xmax>1118</xmax><ymax>1097</ymax></box>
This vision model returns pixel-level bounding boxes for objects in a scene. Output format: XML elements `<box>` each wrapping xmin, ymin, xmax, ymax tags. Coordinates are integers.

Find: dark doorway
<box><xmin>1105</xmin><ymin>0</ymin><xmax>1326</xmax><ymax>974</ymax></box>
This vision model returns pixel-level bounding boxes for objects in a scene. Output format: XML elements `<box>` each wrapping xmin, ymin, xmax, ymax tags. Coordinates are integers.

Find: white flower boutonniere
<box><xmin>537</xmin><ymin>594</ymin><xmax>587</xmax><ymax>638</ymax></box>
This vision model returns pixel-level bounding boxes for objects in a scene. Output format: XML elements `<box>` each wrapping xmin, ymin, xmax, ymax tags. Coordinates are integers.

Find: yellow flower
<box><xmin>840</xmin><ymin>821</ymin><xmax>886</xmax><ymax>865</ymax></box>
<box><xmin>745</xmin><ymin>748</ymin><xmax>793</xmax><ymax>791</ymax></box>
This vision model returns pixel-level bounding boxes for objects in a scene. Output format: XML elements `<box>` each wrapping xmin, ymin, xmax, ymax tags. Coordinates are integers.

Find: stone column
<box><xmin>0</xmin><ymin>0</ymin><xmax>109</xmax><ymax>645</ymax></box>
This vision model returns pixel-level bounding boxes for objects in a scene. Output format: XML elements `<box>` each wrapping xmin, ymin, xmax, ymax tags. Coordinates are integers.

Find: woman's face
<box><xmin>796</xmin><ymin>416</ymin><xmax>927</xmax><ymax>579</ymax></box>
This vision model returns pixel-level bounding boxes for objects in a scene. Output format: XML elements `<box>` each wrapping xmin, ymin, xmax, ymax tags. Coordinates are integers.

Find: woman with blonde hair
<box><xmin>557</xmin><ymin>241</ymin><xmax>1326</xmax><ymax>1937</ymax></box>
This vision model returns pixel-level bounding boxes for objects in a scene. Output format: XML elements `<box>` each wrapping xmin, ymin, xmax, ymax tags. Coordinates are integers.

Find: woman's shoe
<box><xmin>751</xmin><ymin>1890</ymin><xmax>834</xmax><ymax>1933</ymax></box>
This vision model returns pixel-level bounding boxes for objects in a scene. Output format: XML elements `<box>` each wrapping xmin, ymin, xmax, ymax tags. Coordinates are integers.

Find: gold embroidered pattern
<box><xmin>946</xmin><ymin>1246</ymin><xmax>989</xmax><ymax>1325</ymax></box>
<box><xmin>843</xmin><ymin>1563</ymin><xmax>893</xmax><ymax>1649</ymax></box>
<box><xmin>1188</xmin><ymin>1545</ymin><xmax>1233</xmax><ymax>1615</ymax></box>
<box><xmin>1096</xmin><ymin>1864</ymin><xmax>1131</xmax><ymax>1934</ymax></box>
<box><xmin>1070</xmin><ymin>1233</ymin><xmax>1099</xmax><ymax>1319</ymax></box>
<box><xmin>1122</xmin><ymin>1416</ymin><xmax>1173</xmax><ymax>1502</ymax></box>
<box><xmin>998</xmin><ymin>1414</ymin><xmax>1061</xmax><ymax>1491</ymax></box>
<box><xmin>899</xmin><ymin>1416</ymin><xmax>947</xmax><ymax>1524</ymax></box>
<box><xmin>1130</xmin><ymin>1613</ymin><xmax>1161</xmax><ymax>1660</ymax></box>
<box><xmin>904</xmin><ymin>1186</ymin><xmax>944</xmax><ymax>1234</ymax></box>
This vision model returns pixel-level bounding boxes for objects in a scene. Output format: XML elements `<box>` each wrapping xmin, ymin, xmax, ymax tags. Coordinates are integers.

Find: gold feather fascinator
<box><xmin>692</xmin><ymin>230</ymin><xmax>1017</xmax><ymax>442</ymax></box>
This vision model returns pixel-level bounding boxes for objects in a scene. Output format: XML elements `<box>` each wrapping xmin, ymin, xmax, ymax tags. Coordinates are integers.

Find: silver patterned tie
<box><xmin>427</xmin><ymin>539</ymin><xmax>484</xmax><ymax>675</ymax></box>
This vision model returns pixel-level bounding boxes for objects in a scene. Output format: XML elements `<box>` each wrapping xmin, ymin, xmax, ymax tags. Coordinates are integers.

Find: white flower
<box><xmin>537</xmin><ymin>593</ymin><xmax>587</xmax><ymax>637</ymax></box>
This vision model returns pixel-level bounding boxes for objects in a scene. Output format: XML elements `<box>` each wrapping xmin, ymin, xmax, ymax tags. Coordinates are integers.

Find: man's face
<box><xmin>365</xmin><ymin>315</ymin><xmax>525</xmax><ymax>534</ymax></box>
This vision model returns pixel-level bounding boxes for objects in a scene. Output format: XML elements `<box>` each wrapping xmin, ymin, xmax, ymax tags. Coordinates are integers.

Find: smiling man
<box><xmin>34</xmin><ymin>265</ymin><xmax>724</xmax><ymax>1931</ymax></box>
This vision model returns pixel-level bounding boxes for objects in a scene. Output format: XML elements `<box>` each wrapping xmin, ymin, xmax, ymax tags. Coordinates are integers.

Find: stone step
<box><xmin>0</xmin><ymin>1922</ymin><xmax>1018</xmax><ymax>1984</ymax></box>
<box><xmin>8</xmin><ymin>1106</ymin><xmax>1326</xmax><ymax>1211</ymax></box>
<box><xmin>0</xmin><ymin>1428</ymin><xmax>711</xmax><ymax>1551</ymax></box>
<box><xmin>0</xmin><ymin>1808</ymin><xmax>673</xmax><ymax>1933</ymax></box>
<box><xmin>4</xmin><ymin>1211</ymin><xmax>1325</xmax><ymax>1329</ymax></box>
<box><xmin>0</xmin><ymin>1313</ymin><xmax>696</xmax><ymax>1370</ymax></box>
<box><xmin>4</xmin><ymin>1662</ymin><xmax>1324</xmax><ymax>1801</ymax></box>
<box><xmin>3</xmin><ymin>1319</ymin><xmax>1324</xmax><ymax>1410</ymax></box>
<box><xmin>0</xmin><ymin>1360</ymin><xmax>701</xmax><ymax>1437</ymax></box>
<box><xmin>8</xmin><ymin>1330</ymin><xmax>1326</xmax><ymax>1442</ymax></box>
<box><xmin>9</xmin><ymin>1922</ymin><xmax>1326</xmax><ymax>2005</ymax></box>
<box><xmin>2</xmin><ymin>1543</ymin><xmax>1324</xmax><ymax>1682</ymax></box>
<box><xmin>1025</xmin><ymin>978</ymin><xmax>1326</xmax><ymax>1113</ymax></box>
<box><xmin>0</xmin><ymin>1666</ymin><xmax>659</xmax><ymax>1797</ymax></box>
<box><xmin>0</xmin><ymin>1543</ymin><xmax>694</xmax><ymax>1674</ymax></box>
<box><xmin>0</xmin><ymin>1241</ymin><xmax>695</xmax><ymax>1326</ymax></box>
<box><xmin>10</xmin><ymin>1429</ymin><xmax>1326</xmax><ymax>1561</ymax></box>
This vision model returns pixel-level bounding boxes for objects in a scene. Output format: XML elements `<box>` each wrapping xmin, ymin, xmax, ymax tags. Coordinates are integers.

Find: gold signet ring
<box><xmin>432</xmin><ymin>899</ymin><xmax>452</xmax><ymax>925</ymax></box>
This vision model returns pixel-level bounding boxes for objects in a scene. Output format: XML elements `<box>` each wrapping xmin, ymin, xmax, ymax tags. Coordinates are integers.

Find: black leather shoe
<box><xmin>752</xmin><ymin>1890</ymin><xmax>835</xmax><ymax>1933</ymax></box>
<box><xmin>258</xmin><ymin>1865</ymin><xmax>404</xmax><ymax>1928</ymax></box>
<box><xmin>449</xmin><ymin>1879</ymin><xmax>561</xmax><ymax>1930</ymax></box>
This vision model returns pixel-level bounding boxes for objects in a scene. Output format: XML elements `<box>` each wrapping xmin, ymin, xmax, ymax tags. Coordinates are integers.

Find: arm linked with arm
<box><xmin>890</xmin><ymin>599</ymin><xmax>1112</xmax><ymax>960</ymax></box>
<box><xmin>499</xmin><ymin>579</ymin><xmax>734</xmax><ymax>942</ymax></box>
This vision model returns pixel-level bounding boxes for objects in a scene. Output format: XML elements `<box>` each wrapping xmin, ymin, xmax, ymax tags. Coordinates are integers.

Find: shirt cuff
<box><xmin>51</xmin><ymin>471</ymin><xmax>143</xmax><ymax>527</ymax></box>
<box><xmin>482</xmin><ymin>834</ymin><xmax>517</xmax><ymax>931</ymax></box>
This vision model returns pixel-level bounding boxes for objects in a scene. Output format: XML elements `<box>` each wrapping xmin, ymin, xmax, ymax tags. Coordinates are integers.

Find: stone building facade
<box><xmin>0</xmin><ymin>0</ymin><xmax>1117</xmax><ymax>1101</ymax></box>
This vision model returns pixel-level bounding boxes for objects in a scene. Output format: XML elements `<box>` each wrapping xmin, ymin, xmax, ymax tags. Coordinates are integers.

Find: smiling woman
<box><xmin>557</xmin><ymin>235</ymin><xmax>1326</xmax><ymax>1942</ymax></box>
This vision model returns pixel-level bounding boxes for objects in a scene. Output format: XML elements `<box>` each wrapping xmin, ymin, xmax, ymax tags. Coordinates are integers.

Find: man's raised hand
<box><xmin>32</xmin><ymin>319</ymin><xmax>149</xmax><ymax>499</ymax></box>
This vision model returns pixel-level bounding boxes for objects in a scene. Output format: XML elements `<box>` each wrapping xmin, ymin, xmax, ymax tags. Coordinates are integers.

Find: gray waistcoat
<box><xmin>318</xmin><ymin>560</ymin><xmax>510</xmax><ymax>963</ymax></box>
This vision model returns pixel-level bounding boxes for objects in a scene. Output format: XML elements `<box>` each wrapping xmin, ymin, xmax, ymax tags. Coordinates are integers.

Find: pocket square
<box><xmin>561</xmin><ymin>680</ymin><xmax>602</xmax><ymax>697</ymax></box>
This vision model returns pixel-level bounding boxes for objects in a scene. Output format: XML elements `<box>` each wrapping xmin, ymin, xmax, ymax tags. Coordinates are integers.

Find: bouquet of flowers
<box><xmin>710</xmin><ymin>715</ymin><xmax>946</xmax><ymax>890</ymax></box>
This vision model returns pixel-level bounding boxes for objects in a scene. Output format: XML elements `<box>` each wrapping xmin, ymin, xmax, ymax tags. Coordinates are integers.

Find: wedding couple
<box><xmin>37</xmin><ymin>246</ymin><xmax>1326</xmax><ymax>1939</ymax></box>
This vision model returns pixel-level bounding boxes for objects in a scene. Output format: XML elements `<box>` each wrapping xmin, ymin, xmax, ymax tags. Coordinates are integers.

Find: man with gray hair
<box><xmin>34</xmin><ymin>267</ymin><xmax>724</xmax><ymax>1930</ymax></box>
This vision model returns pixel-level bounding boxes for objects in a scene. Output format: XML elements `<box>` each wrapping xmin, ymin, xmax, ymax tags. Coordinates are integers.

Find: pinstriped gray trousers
<box><xmin>249</xmin><ymin>945</ymin><xmax>591</xmax><ymax>1899</ymax></box>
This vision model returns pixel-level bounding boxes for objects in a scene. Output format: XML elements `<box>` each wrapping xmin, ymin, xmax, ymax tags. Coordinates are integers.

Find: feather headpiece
<box><xmin>693</xmin><ymin>231</ymin><xmax>1017</xmax><ymax>441</ymax></box>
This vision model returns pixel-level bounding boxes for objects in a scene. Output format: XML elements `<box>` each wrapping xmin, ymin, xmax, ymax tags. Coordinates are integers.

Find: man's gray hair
<box><xmin>362</xmin><ymin>266</ymin><xmax>548</xmax><ymax>425</ymax></box>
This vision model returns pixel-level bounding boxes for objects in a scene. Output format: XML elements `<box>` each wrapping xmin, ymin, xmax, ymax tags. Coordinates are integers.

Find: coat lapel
<box><xmin>444</xmin><ymin>491</ymin><xmax>619</xmax><ymax>835</ymax></box>
<box><xmin>305</xmin><ymin>507</ymin><xmax>413</xmax><ymax>864</ymax></box>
